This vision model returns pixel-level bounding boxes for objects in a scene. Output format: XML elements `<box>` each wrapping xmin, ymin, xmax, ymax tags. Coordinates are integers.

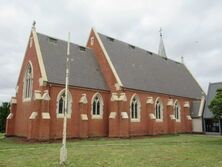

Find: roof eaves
<box><xmin>33</xmin><ymin>31</ymin><xmax>48</xmax><ymax>81</ymax></box>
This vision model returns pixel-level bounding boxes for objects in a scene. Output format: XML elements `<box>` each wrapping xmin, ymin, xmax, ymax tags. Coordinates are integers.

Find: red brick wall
<box><xmin>124</xmin><ymin>89</ymin><xmax>192</xmax><ymax>136</ymax></box>
<box><xmin>48</xmin><ymin>85</ymin><xmax>110</xmax><ymax>139</ymax></box>
<box><xmin>7</xmin><ymin>29</ymin><xmax>194</xmax><ymax>140</ymax></box>
<box><xmin>13</xmin><ymin>31</ymin><xmax>46</xmax><ymax>137</ymax></box>
<box><xmin>87</xmin><ymin>29</ymin><xmax>118</xmax><ymax>92</ymax></box>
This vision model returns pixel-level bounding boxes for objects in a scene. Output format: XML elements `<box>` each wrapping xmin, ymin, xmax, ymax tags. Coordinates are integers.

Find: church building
<box><xmin>6</xmin><ymin>24</ymin><xmax>204</xmax><ymax>140</ymax></box>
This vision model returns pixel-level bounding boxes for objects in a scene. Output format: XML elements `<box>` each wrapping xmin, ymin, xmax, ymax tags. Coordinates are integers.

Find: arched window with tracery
<box><xmin>174</xmin><ymin>100</ymin><xmax>181</xmax><ymax>121</ymax></box>
<box><xmin>130</xmin><ymin>94</ymin><xmax>141</xmax><ymax>122</ymax></box>
<box><xmin>23</xmin><ymin>63</ymin><xmax>33</xmax><ymax>100</ymax></box>
<box><xmin>91</xmin><ymin>93</ymin><xmax>104</xmax><ymax>119</ymax></box>
<box><xmin>155</xmin><ymin>98</ymin><xmax>163</xmax><ymax>121</ymax></box>
<box><xmin>57</xmin><ymin>89</ymin><xmax>72</xmax><ymax>118</ymax></box>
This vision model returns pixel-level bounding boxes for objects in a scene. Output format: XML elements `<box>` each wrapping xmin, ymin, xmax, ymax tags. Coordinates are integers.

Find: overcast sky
<box><xmin>0</xmin><ymin>0</ymin><xmax>221</xmax><ymax>102</ymax></box>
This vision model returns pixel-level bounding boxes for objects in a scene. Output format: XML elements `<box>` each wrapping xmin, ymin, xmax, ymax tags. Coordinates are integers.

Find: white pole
<box><xmin>60</xmin><ymin>32</ymin><xmax>71</xmax><ymax>165</ymax></box>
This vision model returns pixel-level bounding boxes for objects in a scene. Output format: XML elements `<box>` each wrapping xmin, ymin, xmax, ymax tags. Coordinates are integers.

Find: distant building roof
<box><xmin>98</xmin><ymin>33</ymin><xmax>203</xmax><ymax>99</ymax></box>
<box><xmin>37</xmin><ymin>33</ymin><xmax>108</xmax><ymax>90</ymax></box>
<box><xmin>203</xmin><ymin>82</ymin><xmax>222</xmax><ymax>118</ymax></box>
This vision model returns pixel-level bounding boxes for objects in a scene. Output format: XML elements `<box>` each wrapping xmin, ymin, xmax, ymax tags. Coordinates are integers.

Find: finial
<box><xmin>159</xmin><ymin>27</ymin><xmax>163</xmax><ymax>37</ymax></box>
<box><xmin>158</xmin><ymin>27</ymin><xmax>167</xmax><ymax>58</ymax></box>
<box><xmin>181</xmin><ymin>56</ymin><xmax>184</xmax><ymax>64</ymax></box>
<box><xmin>32</xmin><ymin>20</ymin><xmax>36</xmax><ymax>30</ymax></box>
<box><xmin>201</xmin><ymin>91</ymin><xmax>205</xmax><ymax>96</ymax></box>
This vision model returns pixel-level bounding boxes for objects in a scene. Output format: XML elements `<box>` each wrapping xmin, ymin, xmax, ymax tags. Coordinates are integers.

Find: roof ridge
<box><xmin>209</xmin><ymin>82</ymin><xmax>222</xmax><ymax>85</ymax></box>
<box><xmin>98</xmin><ymin>32</ymin><xmax>182</xmax><ymax>65</ymax></box>
<box><xmin>36</xmin><ymin>32</ymin><xmax>92</xmax><ymax>50</ymax></box>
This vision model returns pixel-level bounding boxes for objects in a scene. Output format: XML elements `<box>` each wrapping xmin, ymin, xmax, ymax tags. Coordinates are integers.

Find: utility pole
<box><xmin>60</xmin><ymin>32</ymin><xmax>71</xmax><ymax>165</ymax></box>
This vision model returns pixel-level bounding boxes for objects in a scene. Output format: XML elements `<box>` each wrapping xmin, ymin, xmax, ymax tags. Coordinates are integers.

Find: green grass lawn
<box><xmin>0</xmin><ymin>134</ymin><xmax>222</xmax><ymax>167</ymax></box>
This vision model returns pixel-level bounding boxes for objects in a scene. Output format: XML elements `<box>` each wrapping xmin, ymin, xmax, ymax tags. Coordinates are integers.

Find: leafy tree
<box><xmin>209</xmin><ymin>88</ymin><xmax>222</xmax><ymax>120</ymax></box>
<box><xmin>0</xmin><ymin>102</ymin><xmax>10</xmax><ymax>132</ymax></box>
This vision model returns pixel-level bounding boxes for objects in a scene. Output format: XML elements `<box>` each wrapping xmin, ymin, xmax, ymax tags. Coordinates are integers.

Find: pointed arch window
<box><xmin>155</xmin><ymin>98</ymin><xmax>163</xmax><ymax>121</ymax></box>
<box><xmin>130</xmin><ymin>95</ymin><xmax>141</xmax><ymax>122</ymax></box>
<box><xmin>23</xmin><ymin>63</ymin><xmax>33</xmax><ymax>100</ymax></box>
<box><xmin>57</xmin><ymin>90</ymin><xmax>72</xmax><ymax>118</ymax></box>
<box><xmin>91</xmin><ymin>93</ymin><xmax>104</xmax><ymax>119</ymax></box>
<box><xmin>174</xmin><ymin>101</ymin><xmax>181</xmax><ymax>122</ymax></box>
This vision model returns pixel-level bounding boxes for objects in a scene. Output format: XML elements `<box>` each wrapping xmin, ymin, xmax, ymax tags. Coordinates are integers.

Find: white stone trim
<box><xmin>7</xmin><ymin>113</ymin><xmax>13</xmax><ymax>119</ymax></box>
<box><xmin>130</xmin><ymin>94</ymin><xmax>141</xmax><ymax>122</ymax></box>
<box><xmin>91</xmin><ymin>92</ymin><xmax>104</xmax><ymax>119</ymax></box>
<box><xmin>186</xmin><ymin>115</ymin><xmax>192</xmax><ymax>120</ymax></box>
<box><xmin>92</xmin><ymin>28</ymin><xmax>123</xmax><ymax>87</ymax></box>
<box><xmin>174</xmin><ymin>100</ymin><xmax>181</xmax><ymax>122</ymax></box>
<box><xmin>34</xmin><ymin>90</ymin><xmax>42</xmax><ymax>100</ymax></box>
<box><xmin>22</xmin><ymin>61</ymin><xmax>33</xmax><ymax>102</ymax></box>
<box><xmin>111</xmin><ymin>92</ymin><xmax>127</xmax><ymax>101</ymax></box>
<box><xmin>81</xmin><ymin>114</ymin><xmax>88</xmax><ymax>121</ymax></box>
<box><xmin>39</xmin><ymin>77</ymin><xmax>46</xmax><ymax>86</ymax></box>
<box><xmin>29</xmin><ymin>112</ymin><xmax>38</xmax><ymax>119</ymax></box>
<box><xmin>170</xmin><ymin>114</ymin><xmax>176</xmax><ymax>120</ymax></box>
<box><xmin>149</xmin><ymin>113</ymin><xmax>156</xmax><ymax>119</ymax></box>
<box><xmin>146</xmin><ymin>97</ymin><xmax>154</xmax><ymax>104</ymax></box>
<box><xmin>155</xmin><ymin>119</ymin><xmax>163</xmax><ymax>122</ymax></box>
<box><xmin>42</xmin><ymin>112</ymin><xmax>50</xmax><ymax>119</ymax></box>
<box><xmin>56</xmin><ymin>89</ymin><xmax>72</xmax><ymax>119</ymax></box>
<box><xmin>109</xmin><ymin>112</ymin><xmax>117</xmax><ymax>119</ymax></box>
<box><xmin>23</xmin><ymin>98</ymin><xmax>32</xmax><ymax>102</ymax></box>
<box><xmin>11</xmin><ymin>97</ymin><xmax>17</xmax><ymax>104</ymax></box>
<box><xmin>90</xmin><ymin>36</ymin><xmax>94</xmax><ymax>46</ymax></box>
<box><xmin>32</xmin><ymin>29</ymin><xmax>48</xmax><ymax>82</ymax></box>
<box><xmin>184</xmin><ymin>101</ymin><xmax>190</xmax><ymax>108</ymax></box>
<box><xmin>119</xmin><ymin>93</ymin><xmax>127</xmax><ymax>101</ymax></box>
<box><xmin>121</xmin><ymin>112</ymin><xmax>129</xmax><ymax>119</ymax></box>
<box><xmin>111</xmin><ymin>93</ymin><xmax>119</xmax><ymax>101</ymax></box>
<box><xmin>79</xmin><ymin>94</ymin><xmax>88</xmax><ymax>104</ymax></box>
<box><xmin>154</xmin><ymin>97</ymin><xmax>163</xmax><ymax>122</ymax></box>
<box><xmin>115</xmin><ymin>83</ymin><xmax>121</xmax><ymax>91</ymax></box>
<box><xmin>42</xmin><ymin>90</ymin><xmax>51</xmax><ymax>101</ymax></box>
<box><xmin>167</xmin><ymin>99</ymin><xmax>173</xmax><ymax>106</ymax></box>
<box><xmin>16</xmin><ymin>86</ymin><xmax>19</xmax><ymax>93</ymax></box>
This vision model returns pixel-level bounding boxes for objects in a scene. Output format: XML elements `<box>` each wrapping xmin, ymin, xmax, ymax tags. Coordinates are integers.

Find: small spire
<box><xmin>32</xmin><ymin>20</ymin><xmax>36</xmax><ymax>31</ymax></box>
<box><xmin>181</xmin><ymin>56</ymin><xmax>184</xmax><ymax>64</ymax></box>
<box><xmin>158</xmin><ymin>28</ymin><xmax>167</xmax><ymax>58</ymax></box>
<box><xmin>159</xmin><ymin>28</ymin><xmax>163</xmax><ymax>37</ymax></box>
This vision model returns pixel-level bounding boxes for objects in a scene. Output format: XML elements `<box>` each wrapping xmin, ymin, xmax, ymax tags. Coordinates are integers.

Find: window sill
<box><xmin>91</xmin><ymin>115</ymin><xmax>103</xmax><ymax>119</ymax></box>
<box><xmin>23</xmin><ymin>98</ymin><xmax>32</xmax><ymax>102</ymax></box>
<box><xmin>57</xmin><ymin>114</ymin><xmax>71</xmax><ymax>119</ymax></box>
<box><xmin>155</xmin><ymin>119</ymin><xmax>163</xmax><ymax>122</ymax></box>
<box><xmin>175</xmin><ymin>119</ymin><xmax>181</xmax><ymax>122</ymax></box>
<box><xmin>131</xmin><ymin>119</ymin><xmax>140</xmax><ymax>122</ymax></box>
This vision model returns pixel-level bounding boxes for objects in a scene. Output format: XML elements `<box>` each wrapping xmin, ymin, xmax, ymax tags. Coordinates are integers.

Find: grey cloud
<box><xmin>0</xmin><ymin>0</ymin><xmax>221</xmax><ymax>102</ymax></box>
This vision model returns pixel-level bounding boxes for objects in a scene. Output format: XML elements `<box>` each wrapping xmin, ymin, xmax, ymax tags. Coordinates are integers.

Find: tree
<box><xmin>209</xmin><ymin>88</ymin><xmax>222</xmax><ymax>120</ymax></box>
<box><xmin>0</xmin><ymin>102</ymin><xmax>10</xmax><ymax>132</ymax></box>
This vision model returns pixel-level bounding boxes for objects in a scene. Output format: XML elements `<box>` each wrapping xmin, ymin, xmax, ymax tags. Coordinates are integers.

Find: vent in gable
<box><xmin>79</xmin><ymin>46</ymin><xmax>86</xmax><ymax>51</ymax></box>
<box><xmin>48</xmin><ymin>37</ymin><xmax>58</xmax><ymax>44</ymax></box>
<box><xmin>129</xmin><ymin>44</ymin><xmax>135</xmax><ymax>49</ymax></box>
<box><xmin>162</xmin><ymin>57</ymin><xmax>168</xmax><ymax>61</ymax></box>
<box><xmin>146</xmin><ymin>51</ymin><xmax>153</xmax><ymax>55</ymax></box>
<box><xmin>107</xmin><ymin>36</ymin><xmax>115</xmax><ymax>42</ymax></box>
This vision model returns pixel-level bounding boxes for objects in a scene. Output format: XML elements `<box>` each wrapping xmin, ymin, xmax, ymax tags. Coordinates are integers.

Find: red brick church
<box><xmin>6</xmin><ymin>24</ymin><xmax>203</xmax><ymax>140</ymax></box>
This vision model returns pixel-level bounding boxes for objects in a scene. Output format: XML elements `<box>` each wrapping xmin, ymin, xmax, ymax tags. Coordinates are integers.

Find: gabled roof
<box><xmin>203</xmin><ymin>82</ymin><xmax>222</xmax><ymax>118</ymax></box>
<box><xmin>98</xmin><ymin>33</ymin><xmax>203</xmax><ymax>99</ymax></box>
<box><xmin>37</xmin><ymin>33</ymin><xmax>108</xmax><ymax>90</ymax></box>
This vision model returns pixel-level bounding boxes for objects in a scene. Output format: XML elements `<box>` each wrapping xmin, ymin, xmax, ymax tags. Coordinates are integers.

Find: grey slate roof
<box><xmin>203</xmin><ymin>82</ymin><xmax>222</xmax><ymax>118</ymax></box>
<box><xmin>37</xmin><ymin>33</ymin><xmax>108</xmax><ymax>90</ymax></box>
<box><xmin>98</xmin><ymin>33</ymin><xmax>203</xmax><ymax>99</ymax></box>
<box><xmin>191</xmin><ymin>101</ymin><xmax>201</xmax><ymax>118</ymax></box>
